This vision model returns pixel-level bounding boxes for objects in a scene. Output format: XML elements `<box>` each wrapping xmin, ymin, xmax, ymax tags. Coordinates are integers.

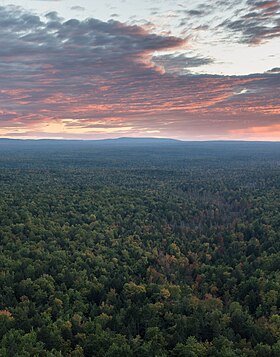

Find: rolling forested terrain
<box><xmin>0</xmin><ymin>139</ymin><xmax>280</xmax><ymax>356</ymax></box>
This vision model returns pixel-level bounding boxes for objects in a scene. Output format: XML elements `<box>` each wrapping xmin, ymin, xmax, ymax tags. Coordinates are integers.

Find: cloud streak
<box><xmin>221</xmin><ymin>0</ymin><xmax>280</xmax><ymax>44</ymax></box>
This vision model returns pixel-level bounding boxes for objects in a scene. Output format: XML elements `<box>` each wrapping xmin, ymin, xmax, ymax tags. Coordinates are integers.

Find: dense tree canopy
<box><xmin>0</xmin><ymin>140</ymin><xmax>279</xmax><ymax>356</ymax></box>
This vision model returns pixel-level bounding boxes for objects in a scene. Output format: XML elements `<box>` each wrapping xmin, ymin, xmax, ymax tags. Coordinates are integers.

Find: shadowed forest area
<box><xmin>0</xmin><ymin>140</ymin><xmax>279</xmax><ymax>356</ymax></box>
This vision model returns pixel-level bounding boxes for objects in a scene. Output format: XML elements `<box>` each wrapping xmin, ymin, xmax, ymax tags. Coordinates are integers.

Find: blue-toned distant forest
<box><xmin>0</xmin><ymin>139</ymin><xmax>280</xmax><ymax>356</ymax></box>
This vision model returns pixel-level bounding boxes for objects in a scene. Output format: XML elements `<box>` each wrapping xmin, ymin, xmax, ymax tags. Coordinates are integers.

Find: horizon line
<box><xmin>0</xmin><ymin>136</ymin><xmax>279</xmax><ymax>143</ymax></box>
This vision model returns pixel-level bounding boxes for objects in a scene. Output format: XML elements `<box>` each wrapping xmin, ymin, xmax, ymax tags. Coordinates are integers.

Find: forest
<box><xmin>0</xmin><ymin>139</ymin><xmax>279</xmax><ymax>356</ymax></box>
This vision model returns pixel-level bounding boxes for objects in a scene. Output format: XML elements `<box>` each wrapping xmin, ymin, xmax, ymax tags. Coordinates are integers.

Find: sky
<box><xmin>0</xmin><ymin>0</ymin><xmax>279</xmax><ymax>140</ymax></box>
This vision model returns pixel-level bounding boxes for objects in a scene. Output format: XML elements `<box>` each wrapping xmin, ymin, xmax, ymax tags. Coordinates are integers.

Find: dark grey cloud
<box><xmin>0</xmin><ymin>6</ymin><xmax>185</xmax><ymax>68</ymax></box>
<box><xmin>267</xmin><ymin>67</ymin><xmax>280</xmax><ymax>73</ymax></box>
<box><xmin>70</xmin><ymin>6</ymin><xmax>85</xmax><ymax>12</ymax></box>
<box><xmin>187</xmin><ymin>10</ymin><xmax>205</xmax><ymax>16</ymax></box>
<box><xmin>220</xmin><ymin>0</ymin><xmax>280</xmax><ymax>44</ymax></box>
<box><xmin>152</xmin><ymin>53</ymin><xmax>214</xmax><ymax>74</ymax></box>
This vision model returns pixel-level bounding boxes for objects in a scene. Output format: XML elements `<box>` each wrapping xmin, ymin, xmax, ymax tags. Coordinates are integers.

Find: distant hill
<box><xmin>0</xmin><ymin>137</ymin><xmax>181</xmax><ymax>143</ymax></box>
<box><xmin>0</xmin><ymin>137</ymin><xmax>279</xmax><ymax>151</ymax></box>
<box><xmin>98</xmin><ymin>137</ymin><xmax>182</xmax><ymax>145</ymax></box>
<box><xmin>0</xmin><ymin>137</ymin><xmax>182</xmax><ymax>148</ymax></box>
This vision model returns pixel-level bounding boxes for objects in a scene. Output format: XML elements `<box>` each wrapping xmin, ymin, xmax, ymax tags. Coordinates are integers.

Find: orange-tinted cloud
<box><xmin>229</xmin><ymin>123</ymin><xmax>280</xmax><ymax>140</ymax></box>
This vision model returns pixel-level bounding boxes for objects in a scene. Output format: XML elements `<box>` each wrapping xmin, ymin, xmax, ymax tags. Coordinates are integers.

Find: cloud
<box><xmin>267</xmin><ymin>67</ymin><xmax>280</xmax><ymax>73</ymax></box>
<box><xmin>248</xmin><ymin>0</ymin><xmax>279</xmax><ymax>10</ymax></box>
<box><xmin>0</xmin><ymin>5</ymin><xmax>279</xmax><ymax>140</ymax></box>
<box><xmin>229</xmin><ymin>123</ymin><xmax>280</xmax><ymax>140</ymax></box>
<box><xmin>152</xmin><ymin>53</ymin><xmax>214</xmax><ymax>74</ymax></box>
<box><xmin>220</xmin><ymin>0</ymin><xmax>280</xmax><ymax>44</ymax></box>
<box><xmin>70</xmin><ymin>6</ymin><xmax>85</xmax><ymax>12</ymax></box>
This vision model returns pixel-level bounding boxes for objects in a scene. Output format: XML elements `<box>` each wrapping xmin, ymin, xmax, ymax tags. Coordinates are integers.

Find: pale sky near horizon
<box><xmin>0</xmin><ymin>0</ymin><xmax>279</xmax><ymax>140</ymax></box>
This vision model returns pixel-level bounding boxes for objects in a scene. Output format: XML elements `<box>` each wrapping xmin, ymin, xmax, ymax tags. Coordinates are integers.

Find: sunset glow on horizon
<box><xmin>0</xmin><ymin>1</ymin><xmax>279</xmax><ymax>140</ymax></box>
